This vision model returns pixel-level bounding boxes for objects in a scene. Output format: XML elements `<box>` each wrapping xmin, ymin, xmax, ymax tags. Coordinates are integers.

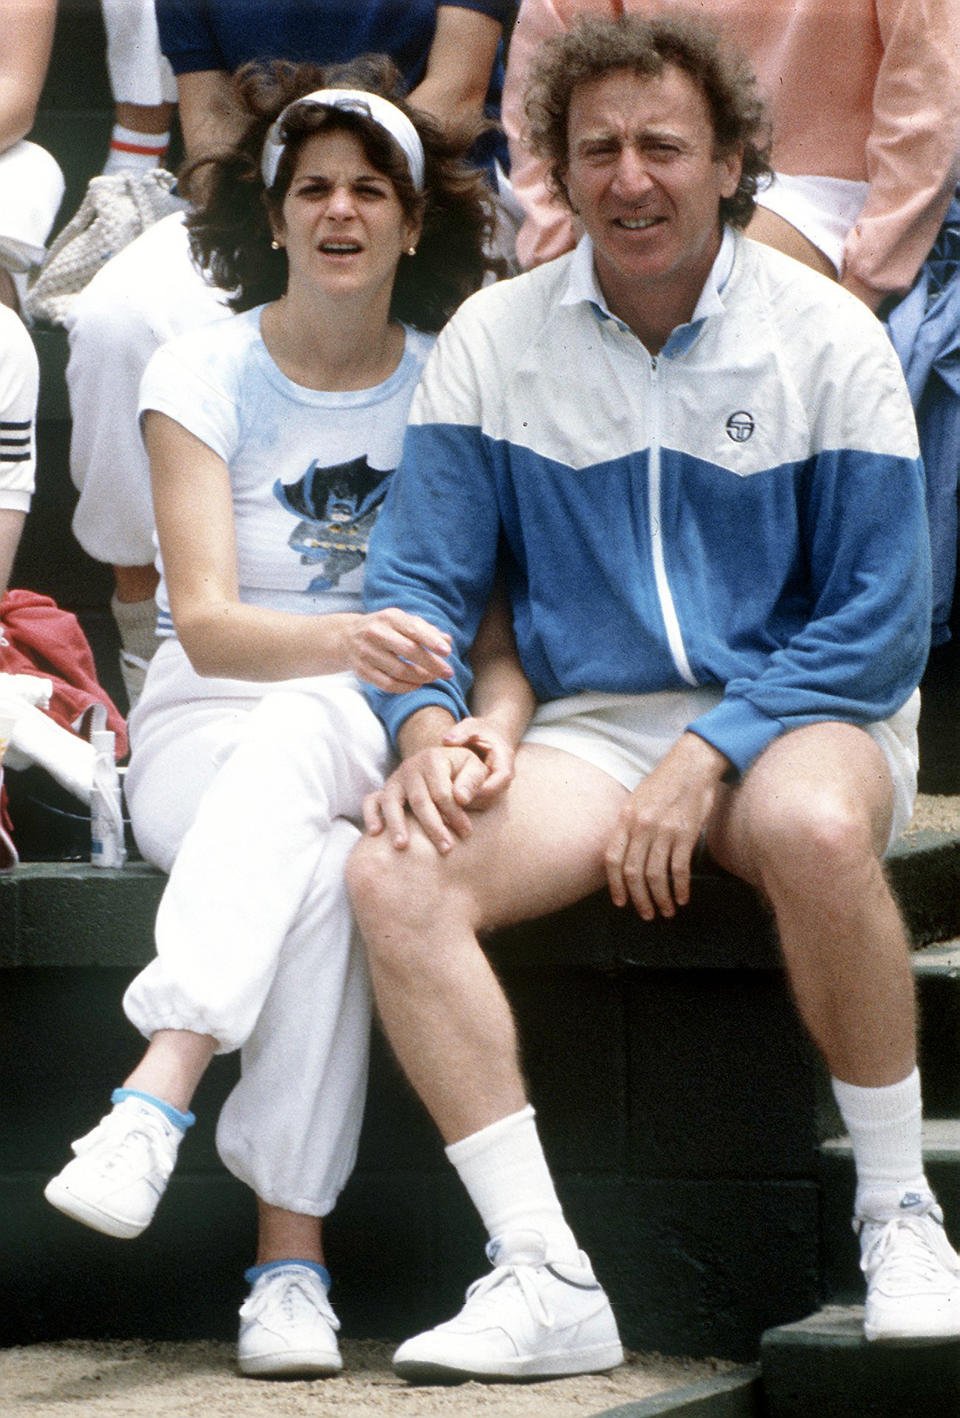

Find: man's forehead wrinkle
<box><xmin>573</xmin><ymin>122</ymin><xmax>691</xmax><ymax>151</ymax></box>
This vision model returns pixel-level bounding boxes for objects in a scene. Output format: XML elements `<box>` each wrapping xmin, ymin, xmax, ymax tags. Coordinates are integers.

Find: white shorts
<box><xmin>754</xmin><ymin>171</ymin><xmax>869</xmax><ymax>276</ymax></box>
<box><xmin>101</xmin><ymin>0</ymin><xmax>178</xmax><ymax>106</ymax></box>
<box><xmin>522</xmin><ymin>685</ymin><xmax>920</xmax><ymax>852</ymax></box>
<box><xmin>0</xmin><ymin>141</ymin><xmax>65</xmax><ymax>271</ymax></box>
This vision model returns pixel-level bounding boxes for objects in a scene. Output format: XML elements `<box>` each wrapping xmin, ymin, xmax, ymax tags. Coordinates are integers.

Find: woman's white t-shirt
<box><xmin>138</xmin><ymin>304</ymin><xmax>434</xmax><ymax>635</ymax></box>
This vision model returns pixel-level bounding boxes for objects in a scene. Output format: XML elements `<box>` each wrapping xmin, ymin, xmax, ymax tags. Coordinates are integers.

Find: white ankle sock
<box><xmin>111</xmin><ymin>593</ymin><xmax>158</xmax><ymax>663</ymax></box>
<box><xmin>445</xmin><ymin>1105</ymin><xmax>580</xmax><ymax>1261</ymax></box>
<box><xmin>103</xmin><ymin>124</ymin><xmax>170</xmax><ymax>176</ymax></box>
<box><xmin>831</xmin><ymin>1068</ymin><xmax>931</xmax><ymax>1217</ymax></box>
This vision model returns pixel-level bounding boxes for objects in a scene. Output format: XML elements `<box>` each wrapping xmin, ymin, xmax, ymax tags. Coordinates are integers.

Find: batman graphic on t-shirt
<box><xmin>273</xmin><ymin>455</ymin><xmax>392</xmax><ymax>592</ymax></box>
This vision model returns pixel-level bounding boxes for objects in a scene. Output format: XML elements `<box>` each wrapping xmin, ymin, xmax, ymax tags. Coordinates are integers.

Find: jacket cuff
<box><xmin>687</xmin><ymin>696</ymin><xmax>784</xmax><ymax>780</ymax></box>
<box><xmin>365</xmin><ymin>682</ymin><xmax>469</xmax><ymax>750</ymax></box>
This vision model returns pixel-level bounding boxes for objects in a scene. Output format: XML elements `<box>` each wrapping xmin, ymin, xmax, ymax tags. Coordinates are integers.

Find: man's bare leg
<box><xmin>707</xmin><ymin>721</ymin><xmax>960</xmax><ymax>1340</ymax></box>
<box><xmin>706</xmin><ymin>722</ymin><xmax>914</xmax><ymax>1085</ymax></box>
<box><xmin>348</xmin><ymin>744</ymin><xmax>628</xmax><ymax>1143</ymax></box>
<box><xmin>347</xmin><ymin>744</ymin><xmax>628</xmax><ymax>1380</ymax></box>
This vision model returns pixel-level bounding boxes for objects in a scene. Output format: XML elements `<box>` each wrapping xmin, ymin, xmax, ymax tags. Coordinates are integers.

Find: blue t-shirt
<box><xmin>156</xmin><ymin>0</ymin><xmax>512</xmax><ymax>170</ymax></box>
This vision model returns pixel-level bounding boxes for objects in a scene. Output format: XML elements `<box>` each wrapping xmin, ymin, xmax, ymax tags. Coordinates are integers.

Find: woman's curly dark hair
<box><xmin>182</xmin><ymin>55</ymin><xmax>500</xmax><ymax>331</ymax></box>
<box><xmin>524</xmin><ymin>13</ymin><xmax>773</xmax><ymax>230</ymax></box>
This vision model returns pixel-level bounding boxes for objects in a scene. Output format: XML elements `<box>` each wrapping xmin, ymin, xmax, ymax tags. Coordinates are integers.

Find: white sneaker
<box><xmin>392</xmin><ymin>1230</ymin><xmax>624</xmax><ymax>1383</ymax></box>
<box><xmin>43</xmin><ymin>1094</ymin><xmax>185</xmax><ymax>1239</ymax></box>
<box><xmin>238</xmin><ymin>1264</ymin><xmax>343</xmax><ymax>1378</ymax></box>
<box><xmin>857</xmin><ymin>1192</ymin><xmax>960</xmax><ymax>1342</ymax></box>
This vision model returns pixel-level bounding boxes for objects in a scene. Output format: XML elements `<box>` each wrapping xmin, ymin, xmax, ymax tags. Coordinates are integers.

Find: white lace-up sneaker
<box><xmin>392</xmin><ymin>1230</ymin><xmax>623</xmax><ymax>1383</ymax></box>
<box><xmin>857</xmin><ymin>1191</ymin><xmax>960</xmax><ymax>1342</ymax></box>
<box><xmin>238</xmin><ymin>1264</ymin><xmax>343</xmax><ymax>1378</ymax></box>
<box><xmin>43</xmin><ymin>1094</ymin><xmax>186</xmax><ymax>1239</ymax></box>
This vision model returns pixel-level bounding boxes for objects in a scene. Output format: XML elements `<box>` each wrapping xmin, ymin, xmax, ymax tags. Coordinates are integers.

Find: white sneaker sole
<box><xmin>43</xmin><ymin>1174</ymin><xmax>149</xmax><ymax>1240</ymax></box>
<box><xmin>865</xmin><ymin>1316</ymin><xmax>960</xmax><ymax>1343</ymax></box>
<box><xmin>238</xmin><ymin>1347</ymin><xmax>343</xmax><ymax>1378</ymax></box>
<box><xmin>393</xmin><ymin>1338</ymin><xmax>624</xmax><ymax>1384</ymax></box>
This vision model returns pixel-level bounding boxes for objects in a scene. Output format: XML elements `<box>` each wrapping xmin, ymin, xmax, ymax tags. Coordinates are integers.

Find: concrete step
<box><xmin>905</xmin><ymin>939</ymin><xmax>960</xmax><ymax>1123</ymax></box>
<box><xmin>817</xmin><ymin>943</ymin><xmax>960</xmax><ymax>1305</ymax></box>
<box><xmin>912</xmin><ymin>938</ymin><xmax>960</xmax><ymax>976</ymax></box>
<box><xmin>887</xmin><ymin>830</ymin><xmax>960</xmax><ymax>947</ymax></box>
<box><xmin>760</xmin><ymin>1303</ymin><xmax>960</xmax><ymax>1417</ymax></box>
<box><xmin>912</xmin><ymin>941</ymin><xmax>960</xmax><ymax>1118</ymax></box>
<box><xmin>593</xmin><ymin>1366</ymin><xmax>763</xmax><ymax>1417</ymax></box>
<box><xmin>2</xmin><ymin>839</ymin><xmax>958</xmax><ymax>1359</ymax></box>
<box><xmin>0</xmin><ymin>863</ymin><xmax>823</xmax><ymax>1358</ymax></box>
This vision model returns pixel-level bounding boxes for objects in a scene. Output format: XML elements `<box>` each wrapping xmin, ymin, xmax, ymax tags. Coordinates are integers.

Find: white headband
<box><xmin>260</xmin><ymin>88</ymin><xmax>425</xmax><ymax>191</ymax></box>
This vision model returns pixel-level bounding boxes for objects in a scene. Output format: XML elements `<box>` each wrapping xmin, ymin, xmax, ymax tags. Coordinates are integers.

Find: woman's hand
<box><xmin>346</xmin><ymin>608</ymin><xmax>453</xmax><ymax>693</ymax></box>
<box><xmin>362</xmin><ymin>715</ymin><xmax>518</xmax><ymax>853</ymax></box>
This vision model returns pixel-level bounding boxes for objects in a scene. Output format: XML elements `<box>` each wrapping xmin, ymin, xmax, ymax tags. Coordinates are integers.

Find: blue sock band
<box><xmin>244</xmin><ymin>1259</ymin><xmax>331</xmax><ymax>1291</ymax></box>
<box><xmin>111</xmin><ymin>1087</ymin><xmax>195</xmax><ymax>1132</ymax></box>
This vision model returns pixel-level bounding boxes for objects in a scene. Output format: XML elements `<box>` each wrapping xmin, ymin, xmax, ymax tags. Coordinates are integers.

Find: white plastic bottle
<box><xmin>90</xmin><ymin>728</ymin><xmax>126</xmax><ymax>868</ymax></box>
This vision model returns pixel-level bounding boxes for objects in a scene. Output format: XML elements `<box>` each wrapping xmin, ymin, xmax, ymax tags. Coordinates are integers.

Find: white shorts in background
<box><xmin>101</xmin><ymin>0</ymin><xmax>178</xmax><ymax>105</ymax></box>
<box><xmin>65</xmin><ymin>211</ymin><xmax>232</xmax><ymax>565</ymax></box>
<box><xmin>522</xmin><ymin>685</ymin><xmax>920</xmax><ymax>852</ymax></box>
<box><xmin>0</xmin><ymin>141</ymin><xmax>65</xmax><ymax>273</ymax></box>
<box><xmin>754</xmin><ymin>171</ymin><xmax>869</xmax><ymax>276</ymax></box>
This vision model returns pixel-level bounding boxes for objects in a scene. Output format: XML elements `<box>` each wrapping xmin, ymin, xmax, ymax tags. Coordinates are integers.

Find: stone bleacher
<box><xmin>3</xmin><ymin>4</ymin><xmax>960</xmax><ymax>1412</ymax></box>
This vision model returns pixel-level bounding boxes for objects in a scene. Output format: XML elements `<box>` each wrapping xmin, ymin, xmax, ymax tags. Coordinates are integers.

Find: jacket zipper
<box><xmin>648</xmin><ymin>354</ymin><xmax>696</xmax><ymax>685</ymax></box>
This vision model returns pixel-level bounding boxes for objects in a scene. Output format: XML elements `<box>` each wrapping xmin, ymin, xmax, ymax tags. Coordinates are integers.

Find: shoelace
<box><xmin>74</xmin><ymin>1109</ymin><xmax>176</xmax><ymax>1181</ymax></box>
<box><xmin>241</xmin><ymin>1271</ymin><xmax>339</xmax><ymax>1331</ymax></box>
<box><xmin>861</xmin><ymin>1215</ymin><xmax>957</xmax><ymax>1289</ymax></box>
<box><xmin>458</xmin><ymin>1263</ymin><xmax>554</xmax><ymax>1330</ymax></box>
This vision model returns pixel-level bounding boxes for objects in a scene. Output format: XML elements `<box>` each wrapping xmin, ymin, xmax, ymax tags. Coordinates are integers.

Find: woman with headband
<box><xmin>44</xmin><ymin>57</ymin><xmax>519</xmax><ymax>1378</ymax></box>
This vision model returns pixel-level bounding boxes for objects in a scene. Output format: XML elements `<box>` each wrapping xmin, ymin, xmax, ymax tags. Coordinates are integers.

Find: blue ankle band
<box><xmin>244</xmin><ymin>1259</ymin><xmax>331</xmax><ymax>1291</ymax></box>
<box><xmin>111</xmin><ymin>1088</ymin><xmax>195</xmax><ymax>1131</ymax></box>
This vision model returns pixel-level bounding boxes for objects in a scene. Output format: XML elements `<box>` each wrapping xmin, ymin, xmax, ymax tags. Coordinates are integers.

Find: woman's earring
<box><xmin>406</xmin><ymin>246</ymin><xmax>417</xmax><ymax>256</ymax></box>
<box><xmin>271</xmin><ymin>239</ymin><xmax>283</xmax><ymax>251</ymax></box>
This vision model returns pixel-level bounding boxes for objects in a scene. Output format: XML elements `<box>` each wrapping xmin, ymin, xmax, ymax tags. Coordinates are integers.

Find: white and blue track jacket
<box><xmin>364</xmin><ymin>231</ymin><xmax>931</xmax><ymax>776</ymax></box>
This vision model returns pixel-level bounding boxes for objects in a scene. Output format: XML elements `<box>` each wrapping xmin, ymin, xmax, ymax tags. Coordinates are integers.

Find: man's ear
<box><xmin>556</xmin><ymin>167</ymin><xmax>578</xmax><ymax>215</ymax></box>
<box><xmin>718</xmin><ymin>142</ymin><xmax>744</xmax><ymax>200</ymax></box>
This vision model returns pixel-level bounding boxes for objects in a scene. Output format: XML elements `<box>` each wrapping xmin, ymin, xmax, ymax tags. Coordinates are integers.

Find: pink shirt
<box><xmin>503</xmin><ymin>0</ymin><xmax>960</xmax><ymax>305</ymax></box>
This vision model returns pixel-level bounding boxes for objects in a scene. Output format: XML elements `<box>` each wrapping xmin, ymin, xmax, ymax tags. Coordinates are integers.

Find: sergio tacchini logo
<box><xmin>726</xmin><ymin>410</ymin><xmax>755</xmax><ymax>443</ymax></box>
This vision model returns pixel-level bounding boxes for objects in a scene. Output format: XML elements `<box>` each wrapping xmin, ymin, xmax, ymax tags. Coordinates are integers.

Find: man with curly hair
<box><xmin>349</xmin><ymin>13</ymin><xmax>960</xmax><ymax>1382</ymax></box>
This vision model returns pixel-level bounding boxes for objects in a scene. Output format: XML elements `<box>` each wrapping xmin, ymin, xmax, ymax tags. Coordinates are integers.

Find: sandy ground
<box><xmin>0</xmin><ymin>1339</ymin><xmax>739</xmax><ymax>1418</ymax></box>
<box><xmin>5</xmin><ymin>795</ymin><xmax>954</xmax><ymax>1416</ymax></box>
<box><xmin>908</xmin><ymin>793</ymin><xmax>960</xmax><ymax>834</ymax></box>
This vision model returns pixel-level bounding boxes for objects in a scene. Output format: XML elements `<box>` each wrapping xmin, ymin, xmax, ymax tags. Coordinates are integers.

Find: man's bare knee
<box><xmin>347</xmin><ymin>829</ymin><xmax>467</xmax><ymax>946</ymax></box>
<box><xmin>747</xmin><ymin>791</ymin><xmax>884</xmax><ymax>903</ymax></box>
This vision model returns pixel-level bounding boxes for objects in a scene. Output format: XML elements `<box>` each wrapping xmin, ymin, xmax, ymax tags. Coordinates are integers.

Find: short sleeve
<box><xmin>138</xmin><ymin>334</ymin><xmax>241</xmax><ymax>465</ymax></box>
<box><xmin>0</xmin><ymin>310</ymin><xmax>39</xmax><ymax>512</ymax></box>
<box><xmin>155</xmin><ymin>0</ymin><xmax>222</xmax><ymax>75</ymax></box>
<box><xmin>440</xmin><ymin>0</ymin><xmax>516</xmax><ymax>22</ymax></box>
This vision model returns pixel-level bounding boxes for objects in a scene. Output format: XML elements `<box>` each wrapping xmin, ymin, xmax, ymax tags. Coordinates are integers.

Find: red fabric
<box><xmin>0</xmin><ymin>590</ymin><xmax>127</xmax><ymax>756</ymax></box>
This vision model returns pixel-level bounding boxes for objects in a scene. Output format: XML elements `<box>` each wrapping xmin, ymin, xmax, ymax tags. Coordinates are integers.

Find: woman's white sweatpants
<box><xmin>123</xmin><ymin>640</ymin><xmax>390</xmax><ymax>1215</ymax></box>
